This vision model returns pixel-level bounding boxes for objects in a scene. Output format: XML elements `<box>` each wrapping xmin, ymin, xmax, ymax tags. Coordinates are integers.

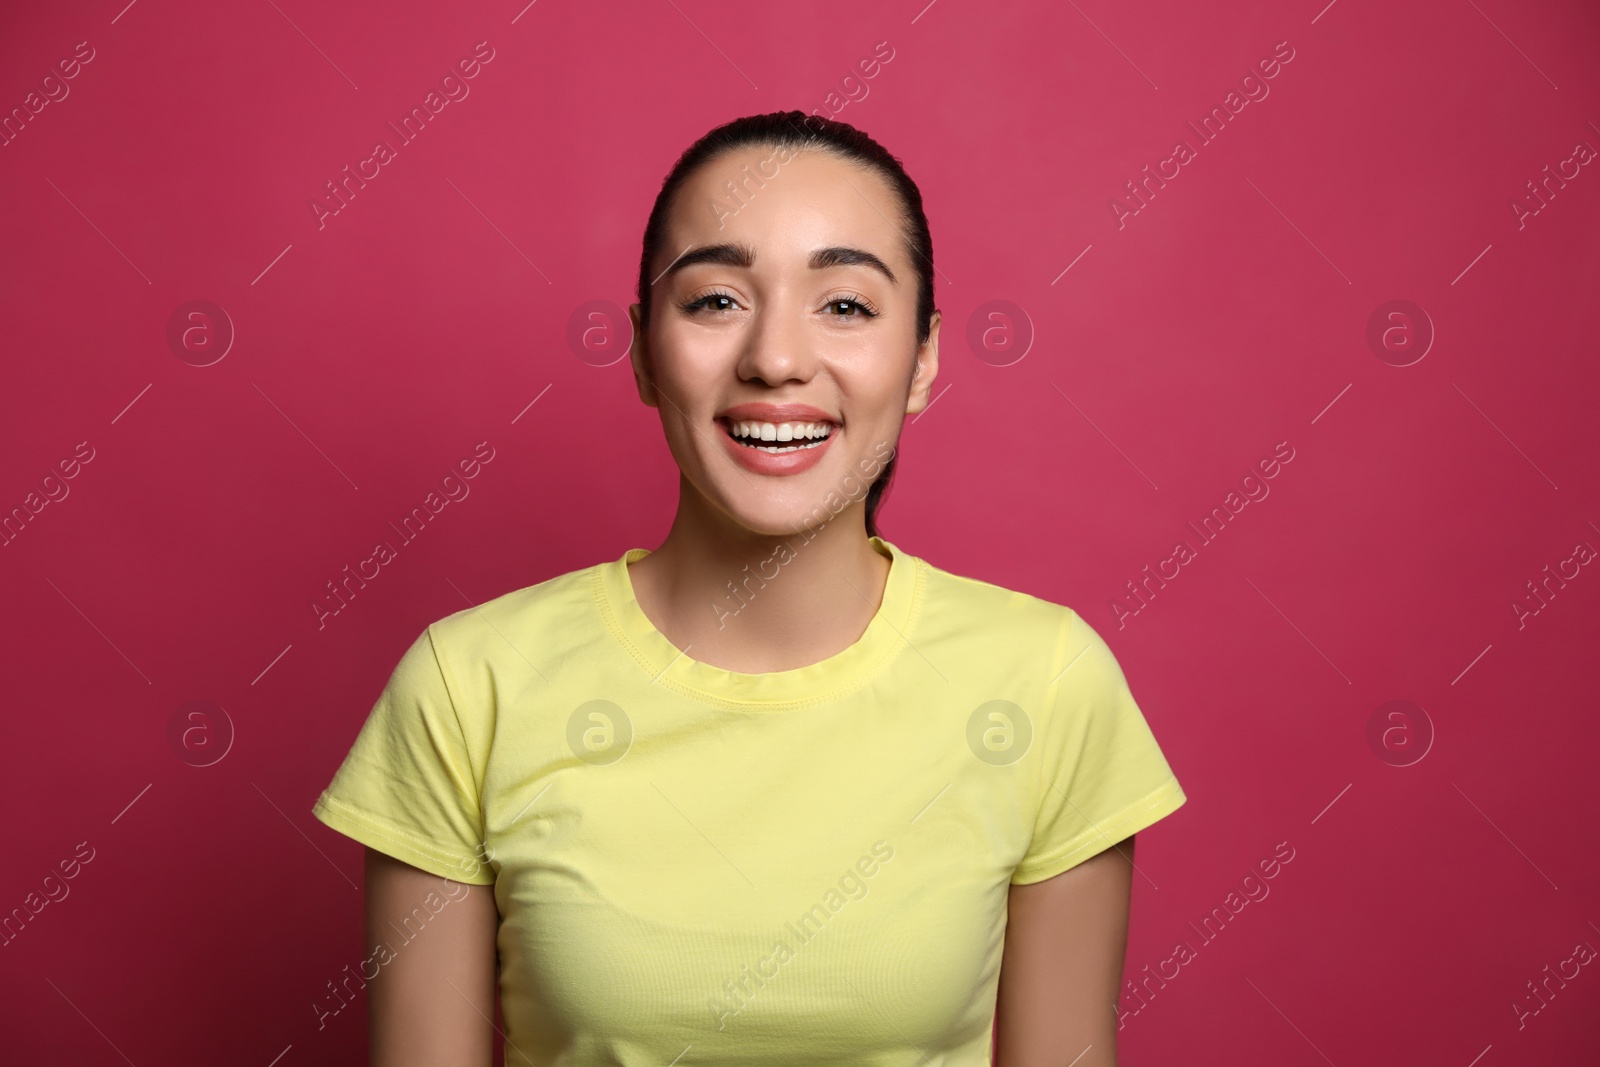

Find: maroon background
<box><xmin>3</xmin><ymin>0</ymin><xmax>1598</xmax><ymax>1063</ymax></box>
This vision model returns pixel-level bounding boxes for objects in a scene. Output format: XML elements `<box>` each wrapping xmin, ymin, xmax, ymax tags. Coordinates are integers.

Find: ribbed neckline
<box><xmin>594</xmin><ymin>536</ymin><xmax>921</xmax><ymax>707</ymax></box>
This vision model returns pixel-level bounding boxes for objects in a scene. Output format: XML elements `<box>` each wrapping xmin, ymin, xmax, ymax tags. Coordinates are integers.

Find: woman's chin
<box><xmin>716</xmin><ymin>497</ymin><xmax>852</xmax><ymax>541</ymax></box>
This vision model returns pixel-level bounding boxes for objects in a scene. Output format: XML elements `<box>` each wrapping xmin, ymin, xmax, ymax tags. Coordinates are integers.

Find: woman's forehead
<box><xmin>663</xmin><ymin>147</ymin><xmax>907</xmax><ymax>273</ymax></box>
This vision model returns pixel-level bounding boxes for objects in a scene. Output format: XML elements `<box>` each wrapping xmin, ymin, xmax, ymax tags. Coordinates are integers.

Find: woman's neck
<box><xmin>626</xmin><ymin>489</ymin><xmax>892</xmax><ymax>675</ymax></box>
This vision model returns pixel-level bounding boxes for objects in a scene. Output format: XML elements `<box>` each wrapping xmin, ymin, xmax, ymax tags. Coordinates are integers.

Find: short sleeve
<box><xmin>311</xmin><ymin>626</ymin><xmax>496</xmax><ymax>885</ymax></box>
<box><xmin>1010</xmin><ymin>609</ymin><xmax>1187</xmax><ymax>885</ymax></box>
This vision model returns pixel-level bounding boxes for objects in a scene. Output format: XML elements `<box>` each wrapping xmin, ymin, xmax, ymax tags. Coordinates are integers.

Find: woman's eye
<box><xmin>823</xmin><ymin>297</ymin><xmax>878</xmax><ymax>318</ymax></box>
<box><xmin>679</xmin><ymin>293</ymin><xmax>878</xmax><ymax>317</ymax></box>
<box><xmin>681</xmin><ymin>292</ymin><xmax>740</xmax><ymax>314</ymax></box>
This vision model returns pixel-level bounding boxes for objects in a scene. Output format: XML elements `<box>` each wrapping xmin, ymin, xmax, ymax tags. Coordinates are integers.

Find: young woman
<box><xmin>313</xmin><ymin>111</ymin><xmax>1186</xmax><ymax>1066</ymax></box>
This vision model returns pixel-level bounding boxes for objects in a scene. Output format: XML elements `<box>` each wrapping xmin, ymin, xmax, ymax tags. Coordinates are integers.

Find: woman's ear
<box><xmin>628</xmin><ymin>303</ymin><xmax>660</xmax><ymax>408</ymax></box>
<box><xmin>905</xmin><ymin>310</ymin><xmax>941</xmax><ymax>416</ymax></box>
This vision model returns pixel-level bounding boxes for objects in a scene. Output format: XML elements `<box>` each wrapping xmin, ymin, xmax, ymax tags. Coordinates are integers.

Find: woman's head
<box><xmin>629</xmin><ymin>111</ymin><xmax>938</xmax><ymax>541</ymax></box>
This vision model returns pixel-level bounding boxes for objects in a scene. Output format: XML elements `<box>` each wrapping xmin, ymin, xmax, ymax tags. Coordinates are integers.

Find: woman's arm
<box><xmin>994</xmin><ymin>835</ymin><xmax>1136</xmax><ymax>1067</ymax></box>
<box><xmin>364</xmin><ymin>847</ymin><xmax>499</xmax><ymax>1066</ymax></box>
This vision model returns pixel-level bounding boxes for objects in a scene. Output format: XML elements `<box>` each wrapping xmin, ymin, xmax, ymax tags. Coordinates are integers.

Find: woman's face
<box><xmin>629</xmin><ymin>145</ymin><xmax>940</xmax><ymax>538</ymax></box>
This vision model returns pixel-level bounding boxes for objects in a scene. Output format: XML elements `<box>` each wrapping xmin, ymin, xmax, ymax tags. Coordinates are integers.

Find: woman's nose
<box><xmin>736</xmin><ymin>302</ymin><xmax>816</xmax><ymax>386</ymax></box>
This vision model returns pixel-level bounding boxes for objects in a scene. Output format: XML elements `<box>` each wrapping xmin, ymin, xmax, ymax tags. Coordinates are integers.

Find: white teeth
<box><xmin>727</xmin><ymin>420</ymin><xmax>833</xmax><ymax>441</ymax></box>
<box><xmin>725</xmin><ymin>419</ymin><xmax>835</xmax><ymax>452</ymax></box>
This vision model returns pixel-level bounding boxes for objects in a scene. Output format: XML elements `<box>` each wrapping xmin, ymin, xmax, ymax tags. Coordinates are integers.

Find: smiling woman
<box><xmin>310</xmin><ymin>110</ymin><xmax>1187</xmax><ymax>1067</ymax></box>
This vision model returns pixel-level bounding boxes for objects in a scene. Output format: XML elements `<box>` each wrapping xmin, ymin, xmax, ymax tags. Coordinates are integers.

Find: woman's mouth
<box><xmin>720</xmin><ymin>418</ymin><xmax>836</xmax><ymax>454</ymax></box>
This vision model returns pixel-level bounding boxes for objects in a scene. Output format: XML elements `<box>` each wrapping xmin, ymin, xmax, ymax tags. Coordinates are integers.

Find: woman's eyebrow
<box><xmin>658</xmin><ymin>243</ymin><xmax>897</xmax><ymax>284</ymax></box>
<box><xmin>661</xmin><ymin>242</ymin><xmax>755</xmax><ymax>279</ymax></box>
<box><xmin>810</xmin><ymin>246</ymin><xmax>897</xmax><ymax>284</ymax></box>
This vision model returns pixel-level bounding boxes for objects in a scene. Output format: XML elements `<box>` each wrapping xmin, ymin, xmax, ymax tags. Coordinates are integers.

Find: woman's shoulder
<box><xmin>909</xmin><ymin>549</ymin><xmax>1133</xmax><ymax>695</ymax></box>
<box><xmin>421</xmin><ymin>553</ymin><xmax>614</xmax><ymax>654</ymax></box>
<box><xmin>910</xmin><ymin>547</ymin><xmax>1081</xmax><ymax>640</ymax></box>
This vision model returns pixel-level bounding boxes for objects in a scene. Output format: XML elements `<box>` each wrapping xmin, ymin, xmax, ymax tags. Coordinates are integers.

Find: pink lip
<box><xmin>717</xmin><ymin>402</ymin><xmax>839</xmax><ymax>424</ymax></box>
<box><xmin>715</xmin><ymin>403</ymin><xmax>839</xmax><ymax>477</ymax></box>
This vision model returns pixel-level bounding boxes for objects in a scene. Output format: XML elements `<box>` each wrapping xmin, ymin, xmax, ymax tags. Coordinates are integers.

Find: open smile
<box><xmin>719</xmin><ymin>418</ymin><xmax>836</xmax><ymax>454</ymax></box>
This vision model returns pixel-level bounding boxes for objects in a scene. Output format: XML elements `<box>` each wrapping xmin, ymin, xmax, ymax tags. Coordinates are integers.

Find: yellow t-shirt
<box><xmin>312</xmin><ymin>535</ymin><xmax>1185</xmax><ymax>1064</ymax></box>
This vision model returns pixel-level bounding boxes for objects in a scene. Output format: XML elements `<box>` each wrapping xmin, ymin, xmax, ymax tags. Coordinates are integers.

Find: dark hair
<box><xmin>635</xmin><ymin>110</ymin><xmax>936</xmax><ymax>540</ymax></box>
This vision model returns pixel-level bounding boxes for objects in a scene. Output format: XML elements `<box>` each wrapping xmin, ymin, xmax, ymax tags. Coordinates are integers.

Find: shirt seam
<box><xmin>422</xmin><ymin>623</ymin><xmax>489</xmax><ymax>848</ymax></box>
<box><xmin>1010</xmin><ymin>777</ymin><xmax>1186</xmax><ymax>883</ymax></box>
<box><xmin>592</xmin><ymin>553</ymin><xmax>927</xmax><ymax>711</ymax></box>
<box><xmin>1027</xmin><ymin>605</ymin><xmax>1078</xmax><ymax>850</ymax></box>
<box><xmin>313</xmin><ymin>790</ymin><xmax>494</xmax><ymax>884</ymax></box>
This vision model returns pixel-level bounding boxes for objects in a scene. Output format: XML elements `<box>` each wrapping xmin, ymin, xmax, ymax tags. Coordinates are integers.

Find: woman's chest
<box><xmin>477</xmin><ymin>704</ymin><xmax>1035</xmax><ymax>1059</ymax></box>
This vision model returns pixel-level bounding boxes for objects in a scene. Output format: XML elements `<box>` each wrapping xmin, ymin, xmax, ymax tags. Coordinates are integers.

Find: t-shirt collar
<box><xmin>595</xmin><ymin>535</ymin><xmax>921</xmax><ymax>707</ymax></box>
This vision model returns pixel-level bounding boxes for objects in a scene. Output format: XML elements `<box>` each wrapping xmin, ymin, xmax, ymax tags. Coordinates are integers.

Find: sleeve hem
<box><xmin>311</xmin><ymin>791</ymin><xmax>496</xmax><ymax>886</ymax></box>
<box><xmin>424</xmin><ymin>623</ymin><xmax>490</xmax><ymax>836</ymax></box>
<box><xmin>1009</xmin><ymin>777</ymin><xmax>1187</xmax><ymax>886</ymax></box>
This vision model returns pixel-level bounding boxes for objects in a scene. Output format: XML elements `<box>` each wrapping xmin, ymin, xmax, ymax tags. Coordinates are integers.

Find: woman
<box><xmin>312</xmin><ymin>110</ymin><xmax>1186</xmax><ymax>1066</ymax></box>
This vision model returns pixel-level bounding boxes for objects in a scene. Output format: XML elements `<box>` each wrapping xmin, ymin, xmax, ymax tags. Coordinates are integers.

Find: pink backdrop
<box><xmin>3</xmin><ymin>0</ymin><xmax>1597</xmax><ymax>1063</ymax></box>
